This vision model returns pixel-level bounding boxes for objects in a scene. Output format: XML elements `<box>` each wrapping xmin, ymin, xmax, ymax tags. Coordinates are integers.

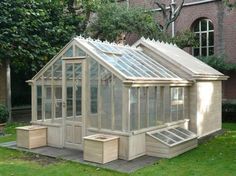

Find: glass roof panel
<box><xmin>149</xmin><ymin>127</ymin><xmax>197</xmax><ymax>146</ymax></box>
<box><xmin>152</xmin><ymin>132</ymin><xmax>175</xmax><ymax>145</ymax></box>
<box><xmin>87</xmin><ymin>40</ymin><xmax>181</xmax><ymax>80</ymax></box>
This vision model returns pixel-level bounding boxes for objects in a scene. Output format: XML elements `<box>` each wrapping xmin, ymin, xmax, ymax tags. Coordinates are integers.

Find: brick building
<box><xmin>128</xmin><ymin>0</ymin><xmax>236</xmax><ymax>100</ymax></box>
<box><xmin>0</xmin><ymin>61</ymin><xmax>7</xmax><ymax>105</ymax></box>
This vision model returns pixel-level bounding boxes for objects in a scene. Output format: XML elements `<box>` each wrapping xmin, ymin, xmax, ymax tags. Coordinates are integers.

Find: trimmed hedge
<box><xmin>222</xmin><ymin>102</ymin><xmax>236</xmax><ymax>122</ymax></box>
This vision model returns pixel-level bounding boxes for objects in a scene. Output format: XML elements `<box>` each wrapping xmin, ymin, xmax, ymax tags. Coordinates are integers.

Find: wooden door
<box><xmin>62</xmin><ymin>59</ymin><xmax>84</xmax><ymax>150</ymax></box>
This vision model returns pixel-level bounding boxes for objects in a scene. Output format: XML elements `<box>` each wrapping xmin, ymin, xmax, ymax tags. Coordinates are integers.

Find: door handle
<box><xmin>62</xmin><ymin>101</ymin><xmax>66</xmax><ymax>108</ymax></box>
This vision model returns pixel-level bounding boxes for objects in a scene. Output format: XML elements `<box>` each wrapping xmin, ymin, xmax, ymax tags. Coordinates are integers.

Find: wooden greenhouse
<box><xmin>26</xmin><ymin>36</ymin><xmax>228</xmax><ymax>161</ymax></box>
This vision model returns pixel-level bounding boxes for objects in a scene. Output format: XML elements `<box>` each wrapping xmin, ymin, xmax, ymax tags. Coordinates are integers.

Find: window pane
<box><xmin>53</xmin><ymin>59</ymin><xmax>62</xmax><ymax>80</ymax></box>
<box><xmin>193</xmin><ymin>21</ymin><xmax>199</xmax><ymax>32</ymax></box>
<box><xmin>209</xmin><ymin>21</ymin><xmax>214</xmax><ymax>30</ymax></box>
<box><xmin>201</xmin><ymin>33</ymin><xmax>207</xmax><ymax>47</ymax></box>
<box><xmin>202</xmin><ymin>48</ymin><xmax>207</xmax><ymax>56</ymax></box>
<box><xmin>66</xmin><ymin>64</ymin><xmax>73</xmax><ymax>117</ymax></box>
<box><xmin>45</xmin><ymin>86</ymin><xmax>52</xmax><ymax>119</ymax></box>
<box><xmin>100</xmin><ymin>66</ymin><xmax>112</xmax><ymax>129</ymax></box>
<box><xmin>140</xmin><ymin>87</ymin><xmax>147</xmax><ymax>129</ymax></box>
<box><xmin>66</xmin><ymin>87</ymin><xmax>73</xmax><ymax>117</ymax></box>
<box><xmin>114</xmin><ymin>76</ymin><xmax>123</xmax><ymax>131</ymax></box>
<box><xmin>130</xmin><ymin>87</ymin><xmax>138</xmax><ymax>130</ymax></box>
<box><xmin>64</xmin><ymin>46</ymin><xmax>73</xmax><ymax>57</ymax></box>
<box><xmin>55</xmin><ymin>87</ymin><xmax>62</xmax><ymax>118</ymax></box>
<box><xmin>201</xmin><ymin>19</ymin><xmax>207</xmax><ymax>31</ymax></box>
<box><xmin>37</xmin><ymin>85</ymin><xmax>42</xmax><ymax>120</ymax></box>
<box><xmin>75</xmin><ymin>45</ymin><xmax>86</xmax><ymax>56</ymax></box>
<box><xmin>193</xmin><ymin>48</ymin><xmax>200</xmax><ymax>56</ymax></box>
<box><xmin>209</xmin><ymin>32</ymin><xmax>214</xmax><ymax>46</ymax></box>
<box><xmin>75</xmin><ymin>63</ymin><xmax>82</xmax><ymax>116</ymax></box>
<box><xmin>209</xmin><ymin>47</ymin><xmax>214</xmax><ymax>56</ymax></box>
<box><xmin>90</xmin><ymin>58</ymin><xmax>98</xmax><ymax>114</ymax></box>
<box><xmin>149</xmin><ymin>87</ymin><xmax>157</xmax><ymax>127</ymax></box>
<box><xmin>89</xmin><ymin>58</ymin><xmax>98</xmax><ymax>128</ymax></box>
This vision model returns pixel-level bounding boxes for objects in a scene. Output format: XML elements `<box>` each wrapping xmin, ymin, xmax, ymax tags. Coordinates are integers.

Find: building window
<box><xmin>192</xmin><ymin>19</ymin><xmax>214</xmax><ymax>57</ymax></box>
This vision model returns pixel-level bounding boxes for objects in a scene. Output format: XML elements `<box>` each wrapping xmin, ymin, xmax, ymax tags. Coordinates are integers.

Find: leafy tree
<box><xmin>0</xmin><ymin>0</ymin><xmax>83</xmax><ymax>74</ymax></box>
<box><xmin>86</xmin><ymin>3</ymin><xmax>196</xmax><ymax>48</ymax></box>
<box><xmin>224</xmin><ymin>0</ymin><xmax>236</xmax><ymax>9</ymax></box>
<box><xmin>86</xmin><ymin>3</ymin><xmax>162</xmax><ymax>42</ymax></box>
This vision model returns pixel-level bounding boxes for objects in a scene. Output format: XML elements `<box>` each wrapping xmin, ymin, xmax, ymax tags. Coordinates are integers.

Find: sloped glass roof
<box><xmin>139</xmin><ymin>38</ymin><xmax>223</xmax><ymax>76</ymax></box>
<box><xmin>75</xmin><ymin>37</ymin><xmax>182</xmax><ymax>80</ymax></box>
<box><xmin>148</xmin><ymin>127</ymin><xmax>197</xmax><ymax>147</ymax></box>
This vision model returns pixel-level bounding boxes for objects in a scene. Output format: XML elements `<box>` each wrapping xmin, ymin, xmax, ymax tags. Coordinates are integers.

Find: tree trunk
<box><xmin>6</xmin><ymin>58</ymin><xmax>12</xmax><ymax>122</ymax></box>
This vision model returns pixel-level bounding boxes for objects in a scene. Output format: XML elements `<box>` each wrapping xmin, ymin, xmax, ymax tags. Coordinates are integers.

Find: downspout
<box><xmin>171</xmin><ymin>0</ymin><xmax>176</xmax><ymax>37</ymax></box>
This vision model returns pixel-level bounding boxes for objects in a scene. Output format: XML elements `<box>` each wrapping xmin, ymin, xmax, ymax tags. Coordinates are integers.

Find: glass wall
<box><xmin>129</xmin><ymin>86</ymin><xmax>185</xmax><ymax>131</ymax></box>
<box><xmin>35</xmin><ymin>44</ymin><xmax>86</xmax><ymax>121</ymax></box>
<box><xmin>170</xmin><ymin>87</ymin><xmax>184</xmax><ymax>121</ymax></box>
<box><xmin>88</xmin><ymin>57</ymin><xmax>123</xmax><ymax>131</ymax></box>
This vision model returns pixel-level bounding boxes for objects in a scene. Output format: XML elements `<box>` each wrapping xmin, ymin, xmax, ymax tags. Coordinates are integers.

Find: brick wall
<box><xmin>175</xmin><ymin>1</ymin><xmax>236</xmax><ymax>99</ymax></box>
<box><xmin>128</xmin><ymin>0</ymin><xmax>236</xmax><ymax>99</ymax></box>
<box><xmin>0</xmin><ymin>60</ymin><xmax>7</xmax><ymax>105</ymax></box>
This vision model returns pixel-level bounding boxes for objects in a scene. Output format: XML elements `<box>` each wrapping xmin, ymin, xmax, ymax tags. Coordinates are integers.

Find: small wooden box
<box><xmin>16</xmin><ymin>126</ymin><xmax>47</xmax><ymax>149</ymax></box>
<box><xmin>83</xmin><ymin>134</ymin><xmax>119</xmax><ymax>164</ymax></box>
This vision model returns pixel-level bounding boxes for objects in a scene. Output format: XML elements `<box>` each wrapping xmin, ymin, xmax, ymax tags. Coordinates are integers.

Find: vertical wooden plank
<box><xmin>31</xmin><ymin>82</ymin><xmax>37</xmax><ymax>122</ymax></box>
<box><xmin>159</xmin><ymin>86</ymin><xmax>164</xmax><ymax>123</ymax></box>
<box><xmin>62</xmin><ymin>60</ymin><xmax>66</xmax><ymax>146</ymax></box>
<box><xmin>146</xmin><ymin>87</ymin><xmax>149</xmax><ymax>128</ymax></box>
<box><xmin>164</xmin><ymin>86</ymin><xmax>171</xmax><ymax>123</ymax></box>
<box><xmin>183</xmin><ymin>87</ymin><xmax>189</xmax><ymax>120</ymax></box>
<box><xmin>86</xmin><ymin>57</ymin><xmax>91</xmax><ymax>130</ymax></box>
<box><xmin>155</xmin><ymin>86</ymin><xmax>159</xmax><ymax>125</ymax></box>
<box><xmin>137</xmin><ymin>87</ymin><xmax>140</xmax><ymax>130</ymax></box>
<box><xmin>98</xmin><ymin>64</ymin><xmax>102</xmax><ymax>130</ymax></box>
<box><xmin>82</xmin><ymin>59</ymin><xmax>87</xmax><ymax>140</ymax></box>
<box><xmin>122</xmin><ymin>84</ymin><xmax>130</xmax><ymax>132</ymax></box>
<box><xmin>111</xmin><ymin>75</ymin><xmax>115</xmax><ymax>130</ymax></box>
<box><xmin>72</xmin><ymin>64</ymin><xmax>76</xmax><ymax>120</ymax></box>
<box><xmin>51</xmin><ymin>65</ymin><xmax>55</xmax><ymax>122</ymax></box>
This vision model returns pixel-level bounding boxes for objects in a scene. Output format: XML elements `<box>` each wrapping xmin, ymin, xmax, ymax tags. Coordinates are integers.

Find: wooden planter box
<box><xmin>16</xmin><ymin>126</ymin><xmax>47</xmax><ymax>149</ymax></box>
<box><xmin>83</xmin><ymin>134</ymin><xmax>119</xmax><ymax>164</ymax></box>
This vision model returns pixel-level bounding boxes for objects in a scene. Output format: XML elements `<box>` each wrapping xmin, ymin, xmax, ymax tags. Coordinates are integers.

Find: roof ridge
<box><xmin>142</xmin><ymin>37</ymin><xmax>177</xmax><ymax>47</ymax></box>
<box><xmin>75</xmin><ymin>35</ymin><xmax>133</xmax><ymax>49</ymax></box>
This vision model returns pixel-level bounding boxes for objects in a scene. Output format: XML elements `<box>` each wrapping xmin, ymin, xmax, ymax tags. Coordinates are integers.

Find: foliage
<box><xmin>224</xmin><ymin>0</ymin><xmax>236</xmax><ymax>10</ymax></box>
<box><xmin>86</xmin><ymin>3</ymin><xmax>160</xmax><ymax>42</ymax></box>
<box><xmin>0</xmin><ymin>0</ymin><xmax>83</xmax><ymax>74</ymax></box>
<box><xmin>170</xmin><ymin>30</ymin><xmax>198</xmax><ymax>48</ymax></box>
<box><xmin>198</xmin><ymin>55</ymin><xmax>236</xmax><ymax>72</ymax></box>
<box><xmin>87</xmin><ymin>3</ymin><xmax>197</xmax><ymax>48</ymax></box>
<box><xmin>222</xmin><ymin>101</ymin><xmax>236</xmax><ymax>122</ymax></box>
<box><xmin>0</xmin><ymin>104</ymin><xmax>9</xmax><ymax>123</ymax></box>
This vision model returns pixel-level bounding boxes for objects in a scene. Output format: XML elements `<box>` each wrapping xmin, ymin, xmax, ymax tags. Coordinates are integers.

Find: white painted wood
<box><xmin>16</xmin><ymin>126</ymin><xmax>47</xmax><ymax>149</ymax></box>
<box><xmin>83</xmin><ymin>134</ymin><xmax>119</xmax><ymax>164</ymax></box>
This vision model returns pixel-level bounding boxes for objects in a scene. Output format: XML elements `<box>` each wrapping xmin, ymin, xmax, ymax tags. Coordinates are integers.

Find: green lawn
<box><xmin>0</xmin><ymin>123</ymin><xmax>236</xmax><ymax>176</ymax></box>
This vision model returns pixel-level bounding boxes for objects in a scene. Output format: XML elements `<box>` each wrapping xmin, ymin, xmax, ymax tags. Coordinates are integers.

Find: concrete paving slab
<box><xmin>0</xmin><ymin>141</ymin><xmax>160</xmax><ymax>173</ymax></box>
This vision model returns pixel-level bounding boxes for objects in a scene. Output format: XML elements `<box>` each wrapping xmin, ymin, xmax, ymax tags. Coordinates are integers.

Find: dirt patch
<box><xmin>16</xmin><ymin>154</ymin><xmax>60</xmax><ymax>166</ymax></box>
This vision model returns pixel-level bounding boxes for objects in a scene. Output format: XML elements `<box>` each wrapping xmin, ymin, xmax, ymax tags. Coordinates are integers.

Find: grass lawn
<box><xmin>0</xmin><ymin>123</ymin><xmax>236</xmax><ymax>176</ymax></box>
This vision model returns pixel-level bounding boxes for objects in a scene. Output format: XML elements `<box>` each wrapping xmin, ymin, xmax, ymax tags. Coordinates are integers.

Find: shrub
<box><xmin>222</xmin><ymin>102</ymin><xmax>236</xmax><ymax>122</ymax></box>
<box><xmin>0</xmin><ymin>104</ymin><xmax>9</xmax><ymax>123</ymax></box>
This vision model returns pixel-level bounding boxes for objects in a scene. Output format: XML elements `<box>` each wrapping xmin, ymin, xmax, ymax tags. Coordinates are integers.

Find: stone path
<box><xmin>0</xmin><ymin>141</ymin><xmax>160</xmax><ymax>173</ymax></box>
